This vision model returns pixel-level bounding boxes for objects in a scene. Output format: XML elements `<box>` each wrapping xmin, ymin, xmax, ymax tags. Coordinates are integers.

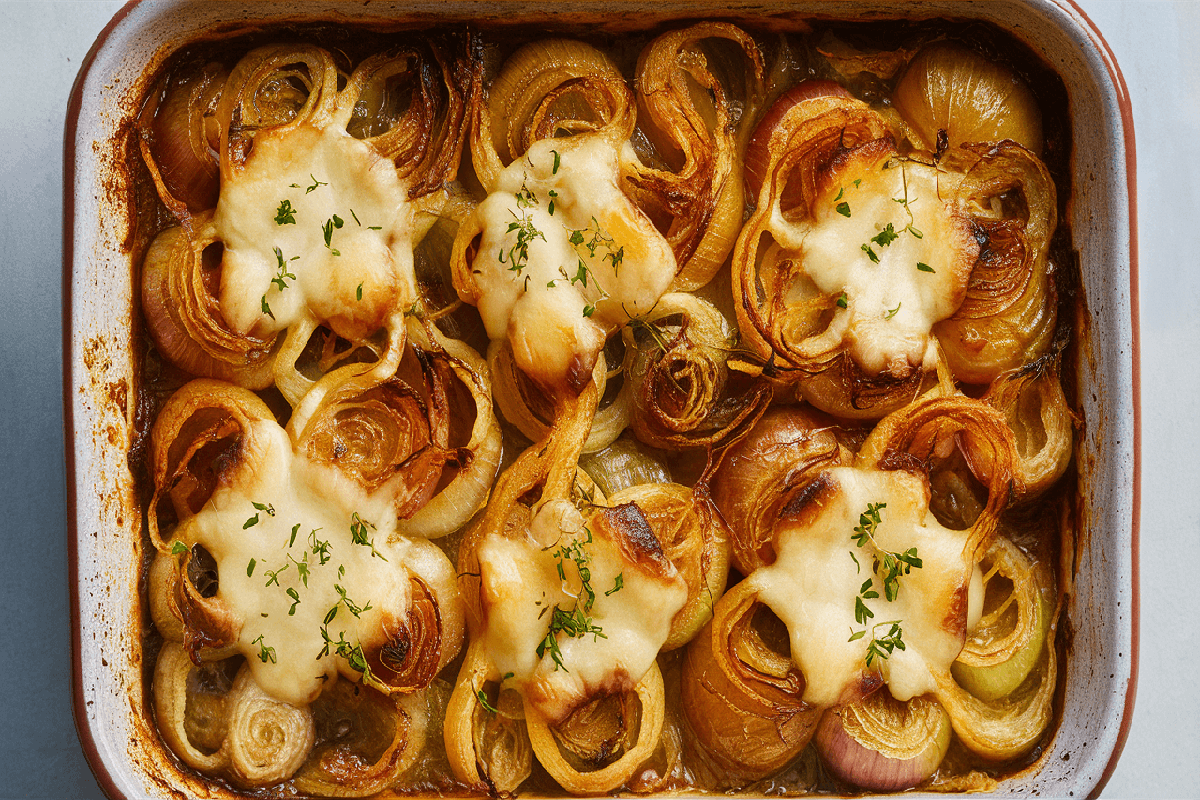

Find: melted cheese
<box><xmin>771</xmin><ymin>157</ymin><xmax>975</xmax><ymax>377</ymax></box>
<box><xmin>751</xmin><ymin>467</ymin><xmax>978</xmax><ymax>707</ymax></box>
<box><xmin>178</xmin><ymin>418</ymin><xmax>452</xmax><ymax>706</ymax></box>
<box><xmin>470</xmin><ymin>136</ymin><xmax>677</xmax><ymax>388</ymax></box>
<box><xmin>477</xmin><ymin>500</ymin><xmax>687</xmax><ymax>722</ymax></box>
<box><xmin>214</xmin><ymin>124</ymin><xmax>417</xmax><ymax>340</ymax></box>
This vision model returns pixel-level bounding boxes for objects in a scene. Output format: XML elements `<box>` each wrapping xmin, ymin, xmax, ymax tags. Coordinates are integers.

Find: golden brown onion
<box><xmin>141</xmin><ymin>218</ymin><xmax>278</xmax><ymax>389</ymax></box>
<box><xmin>152</xmin><ymin>642</ymin><xmax>236</xmax><ymax>774</ymax></box>
<box><xmin>294</xmin><ymin>678</ymin><xmax>428</xmax><ymax>797</ymax></box>
<box><xmin>138</xmin><ymin>61</ymin><xmax>227</xmax><ymax>216</ymax></box>
<box><xmin>625</xmin><ymin>293</ymin><xmax>770</xmax><ymax>450</ymax></box>
<box><xmin>681</xmin><ymin>581</ymin><xmax>820</xmax><ymax>783</ymax></box>
<box><xmin>933</xmin><ymin>142</ymin><xmax>1058</xmax><ymax>384</ymax></box>
<box><xmin>893</xmin><ymin>43</ymin><xmax>1042</xmax><ymax>156</ymax></box>
<box><xmin>985</xmin><ymin>357</ymin><xmax>1073</xmax><ymax>500</ymax></box>
<box><xmin>481</xmin><ymin>39</ymin><xmax>634</xmax><ymax>179</ymax></box>
<box><xmin>525</xmin><ymin>662</ymin><xmax>666</xmax><ymax>794</ymax></box>
<box><xmin>626</xmin><ymin>23</ymin><xmax>765</xmax><ymax>290</ymax></box>
<box><xmin>712</xmin><ymin>405</ymin><xmax>845</xmax><ymax>574</ymax></box>
<box><xmin>579</xmin><ymin>435</ymin><xmax>672</xmax><ymax>498</ymax></box>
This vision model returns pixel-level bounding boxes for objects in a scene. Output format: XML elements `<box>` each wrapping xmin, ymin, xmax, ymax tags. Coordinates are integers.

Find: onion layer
<box><xmin>814</xmin><ymin>691</ymin><xmax>951</xmax><ymax>791</ymax></box>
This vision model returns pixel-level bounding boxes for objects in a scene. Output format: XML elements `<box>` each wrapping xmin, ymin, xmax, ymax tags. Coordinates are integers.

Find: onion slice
<box><xmin>814</xmin><ymin>691</ymin><xmax>951</xmax><ymax>792</ymax></box>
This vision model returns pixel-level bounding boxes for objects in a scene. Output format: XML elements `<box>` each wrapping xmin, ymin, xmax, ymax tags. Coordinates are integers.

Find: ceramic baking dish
<box><xmin>64</xmin><ymin>1</ymin><xmax>1138</xmax><ymax>797</ymax></box>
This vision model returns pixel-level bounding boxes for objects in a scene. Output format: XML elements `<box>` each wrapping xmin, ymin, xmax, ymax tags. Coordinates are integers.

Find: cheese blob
<box><xmin>177</xmin><ymin>417</ymin><xmax>455</xmax><ymax>706</ymax></box>
<box><xmin>214</xmin><ymin>123</ymin><xmax>417</xmax><ymax>341</ymax></box>
<box><xmin>476</xmin><ymin>499</ymin><xmax>687</xmax><ymax>722</ymax></box>
<box><xmin>469</xmin><ymin>136</ymin><xmax>677</xmax><ymax>388</ymax></box>
<box><xmin>771</xmin><ymin>153</ymin><xmax>977</xmax><ymax>377</ymax></box>
<box><xmin>751</xmin><ymin>466</ymin><xmax>978</xmax><ymax>707</ymax></box>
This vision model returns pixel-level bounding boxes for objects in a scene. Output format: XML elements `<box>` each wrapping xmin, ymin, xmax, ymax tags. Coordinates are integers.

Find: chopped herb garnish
<box><xmin>310</xmin><ymin>529</ymin><xmax>331</xmax><ymax>565</ymax></box>
<box><xmin>286</xmin><ymin>587</ymin><xmax>301</xmax><ymax>615</ymax></box>
<box><xmin>261</xmin><ymin>295</ymin><xmax>274</xmax><ymax>320</ymax></box>
<box><xmin>871</xmin><ymin>223</ymin><xmax>899</xmax><ymax>248</ymax></box>
<box><xmin>356</xmin><ymin>282</ymin><xmax>363</xmax><ymax>301</ymax></box>
<box><xmin>252</xmin><ymin>634</ymin><xmax>277</xmax><ymax>663</ymax></box>
<box><xmin>605</xmin><ymin>573</ymin><xmax>624</xmax><ymax>597</ymax></box>
<box><xmin>263</xmin><ymin>563</ymin><xmax>289</xmax><ymax>587</ymax></box>
<box><xmin>350</xmin><ymin>512</ymin><xmax>387</xmax><ymax>560</ymax></box>
<box><xmin>836</xmin><ymin>201</ymin><xmax>851</xmax><ymax>218</ymax></box>
<box><xmin>476</xmin><ymin>688</ymin><xmax>499</xmax><ymax>713</ymax></box>
<box><xmin>861</xmin><ymin>243</ymin><xmax>879</xmax><ymax>263</ymax></box>
<box><xmin>288</xmin><ymin>523</ymin><xmax>300</xmax><ymax>548</ymax></box>
<box><xmin>244</xmin><ymin>501</ymin><xmax>275</xmax><ymax>529</ymax></box>
<box><xmin>551</xmin><ymin>149</ymin><xmax>561</xmax><ymax>175</ymax></box>
<box><xmin>350</xmin><ymin>208</ymin><xmax>362</xmax><ymax>226</ymax></box>
<box><xmin>547</xmin><ymin>189</ymin><xmax>558</xmax><ymax>216</ymax></box>
<box><xmin>865</xmin><ymin>621</ymin><xmax>906</xmax><ymax>666</ymax></box>
<box><xmin>836</xmin><ymin>292</ymin><xmax>849</xmax><ymax>310</ymax></box>
<box><xmin>499</xmin><ymin>208</ymin><xmax>545</xmax><ymax>275</ymax></box>
<box><xmin>917</xmin><ymin>262</ymin><xmax>935</xmax><ymax>273</ymax></box>
<box><xmin>322</xmin><ymin>215</ymin><xmax>344</xmax><ymax>256</ymax></box>
<box><xmin>269</xmin><ymin>248</ymin><xmax>298</xmax><ymax>292</ymax></box>
<box><xmin>274</xmin><ymin>199</ymin><xmax>297</xmax><ymax>225</ymax></box>
<box><xmin>170</xmin><ymin>540</ymin><xmax>188</xmax><ymax>555</ymax></box>
<box><xmin>334</xmin><ymin>584</ymin><xmax>372</xmax><ymax>617</ymax></box>
<box><xmin>247</xmin><ymin>558</ymin><xmax>256</xmax><ymax>577</ymax></box>
<box><xmin>288</xmin><ymin>552</ymin><xmax>310</xmax><ymax>588</ymax></box>
<box><xmin>885</xmin><ymin>302</ymin><xmax>901</xmax><ymax>320</ymax></box>
<box><xmin>290</xmin><ymin>174</ymin><xmax>327</xmax><ymax>194</ymax></box>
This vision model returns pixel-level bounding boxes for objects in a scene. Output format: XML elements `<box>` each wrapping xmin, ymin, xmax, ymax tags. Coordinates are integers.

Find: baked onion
<box><xmin>625</xmin><ymin>23</ymin><xmax>765</xmax><ymax>290</ymax></box>
<box><xmin>814</xmin><ymin>690</ymin><xmax>951</xmax><ymax>791</ymax></box>
<box><xmin>224</xmin><ymin>662</ymin><xmax>316</xmax><ymax>786</ymax></box>
<box><xmin>893</xmin><ymin>42</ymin><xmax>1043</xmax><ymax>156</ymax></box>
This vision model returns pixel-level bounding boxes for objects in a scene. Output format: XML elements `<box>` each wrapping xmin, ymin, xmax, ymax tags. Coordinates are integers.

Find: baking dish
<box><xmin>64</xmin><ymin>1</ymin><xmax>1138</xmax><ymax>797</ymax></box>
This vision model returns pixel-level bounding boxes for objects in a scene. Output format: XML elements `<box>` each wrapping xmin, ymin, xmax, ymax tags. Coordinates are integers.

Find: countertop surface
<box><xmin>0</xmin><ymin>1</ymin><xmax>1192</xmax><ymax>797</ymax></box>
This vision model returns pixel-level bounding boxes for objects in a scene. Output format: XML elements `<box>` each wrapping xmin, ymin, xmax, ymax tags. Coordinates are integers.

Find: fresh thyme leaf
<box><xmin>907</xmin><ymin>225</ymin><xmax>924</xmax><ymax>239</ymax></box>
<box><xmin>605</xmin><ymin>573</ymin><xmax>624</xmax><ymax>596</ymax></box>
<box><xmin>861</xmin><ymin>243</ymin><xmax>879</xmax><ymax>263</ymax></box>
<box><xmin>247</xmin><ymin>558</ymin><xmax>256</xmax><ymax>577</ymax></box>
<box><xmin>836</xmin><ymin>292</ymin><xmax>849</xmax><ymax>309</ymax></box>
<box><xmin>551</xmin><ymin>149</ymin><xmax>561</xmax><ymax>174</ymax></box>
<box><xmin>885</xmin><ymin>302</ymin><xmax>901</xmax><ymax>320</ymax></box>
<box><xmin>288</xmin><ymin>552</ymin><xmax>310</xmax><ymax>588</ymax></box>
<box><xmin>252</xmin><ymin>634</ymin><xmax>276</xmax><ymax>663</ymax></box>
<box><xmin>917</xmin><ymin>262</ymin><xmax>935</xmax><ymax>273</ymax></box>
<box><xmin>476</xmin><ymin>688</ymin><xmax>499</xmax><ymax>713</ymax></box>
<box><xmin>871</xmin><ymin>223</ymin><xmax>899</xmax><ymax>248</ymax></box>
<box><xmin>286</xmin><ymin>587</ymin><xmax>301</xmax><ymax>616</ymax></box>
<box><xmin>170</xmin><ymin>540</ymin><xmax>188</xmax><ymax>555</ymax></box>
<box><xmin>350</xmin><ymin>512</ymin><xmax>387</xmax><ymax>561</ymax></box>
<box><xmin>356</xmin><ymin>282</ymin><xmax>363</xmax><ymax>300</ymax></box>
<box><xmin>260</xmin><ymin>295</ymin><xmax>274</xmax><ymax>320</ymax></box>
<box><xmin>274</xmin><ymin>199</ymin><xmax>297</xmax><ymax>225</ymax></box>
<box><xmin>263</xmin><ymin>563</ymin><xmax>288</xmax><ymax>587</ymax></box>
<box><xmin>834</xmin><ymin>187</ymin><xmax>844</xmax><ymax>202</ymax></box>
<box><xmin>289</xmin><ymin>174</ymin><xmax>327</xmax><ymax>194</ymax></box>
<box><xmin>309</xmin><ymin>529</ymin><xmax>331</xmax><ymax>565</ymax></box>
<box><xmin>289</xmin><ymin>523</ymin><xmax>300</xmax><ymax>548</ymax></box>
<box><xmin>836</xmin><ymin>201</ymin><xmax>852</xmax><ymax>218</ymax></box>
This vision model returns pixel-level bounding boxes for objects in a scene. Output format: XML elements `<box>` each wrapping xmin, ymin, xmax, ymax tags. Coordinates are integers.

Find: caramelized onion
<box><xmin>579</xmin><ymin>435</ymin><xmax>671</xmax><ymax>498</ymax></box>
<box><xmin>932</xmin><ymin>142</ymin><xmax>1058</xmax><ymax>384</ymax></box>
<box><xmin>152</xmin><ymin>642</ymin><xmax>235</xmax><ymax>773</ymax></box>
<box><xmin>893</xmin><ymin>43</ymin><xmax>1042</xmax><ymax>156</ymax></box>
<box><xmin>481</xmin><ymin>39</ymin><xmax>634</xmax><ymax>177</ymax></box>
<box><xmin>681</xmin><ymin>581</ymin><xmax>819</xmax><ymax>783</ymax></box>
<box><xmin>985</xmin><ymin>357</ymin><xmax>1073</xmax><ymax>500</ymax></box>
<box><xmin>625</xmin><ymin>293</ymin><xmax>770</xmax><ymax>450</ymax></box>
<box><xmin>294</xmin><ymin>679</ymin><xmax>428</xmax><ymax>797</ymax></box>
<box><xmin>814</xmin><ymin>691</ymin><xmax>951</xmax><ymax>791</ymax></box>
<box><xmin>138</xmin><ymin>61</ymin><xmax>227</xmax><ymax>216</ymax></box>
<box><xmin>525</xmin><ymin>663</ymin><xmax>665</xmax><ymax>794</ymax></box>
<box><xmin>445</xmin><ymin>641</ymin><xmax>532</xmax><ymax>793</ymax></box>
<box><xmin>712</xmin><ymin>405</ymin><xmax>844</xmax><ymax>574</ymax></box>
<box><xmin>141</xmin><ymin>218</ymin><xmax>278</xmax><ymax>388</ymax></box>
<box><xmin>626</xmin><ymin>23</ymin><xmax>765</xmax><ymax>290</ymax></box>
<box><xmin>608</xmin><ymin>482</ymin><xmax>731</xmax><ymax>649</ymax></box>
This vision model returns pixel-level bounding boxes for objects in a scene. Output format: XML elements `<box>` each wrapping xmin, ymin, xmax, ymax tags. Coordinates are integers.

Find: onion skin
<box><xmin>893</xmin><ymin>43</ymin><xmax>1042</xmax><ymax>156</ymax></box>
<box><xmin>814</xmin><ymin>692</ymin><xmax>951</xmax><ymax>792</ymax></box>
<box><xmin>744</xmin><ymin>80</ymin><xmax>852</xmax><ymax>201</ymax></box>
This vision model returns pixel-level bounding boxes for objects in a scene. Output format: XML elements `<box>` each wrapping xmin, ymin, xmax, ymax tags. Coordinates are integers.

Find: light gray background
<box><xmin>0</xmin><ymin>1</ymin><xmax>1191</xmax><ymax>797</ymax></box>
